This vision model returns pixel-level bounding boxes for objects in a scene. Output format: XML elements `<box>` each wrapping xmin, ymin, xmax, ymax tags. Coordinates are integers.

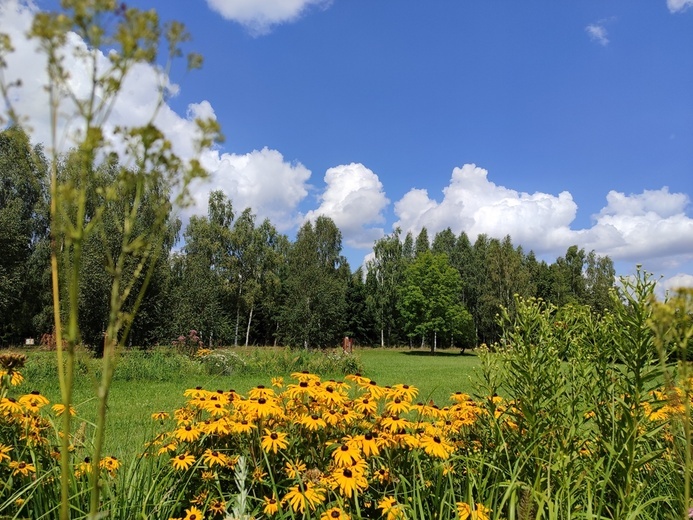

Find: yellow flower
<box><xmin>381</xmin><ymin>415</ymin><xmax>412</xmax><ymax>433</ymax></box>
<box><xmin>389</xmin><ymin>383</ymin><xmax>419</xmax><ymax>402</ymax></box>
<box><xmin>355</xmin><ymin>432</ymin><xmax>380</xmax><ymax>457</ymax></box>
<box><xmin>379</xmin><ymin>497</ymin><xmax>406</xmax><ymax>520</ymax></box>
<box><xmin>99</xmin><ymin>456</ymin><xmax>120</xmax><ymax>476</ymax></box>
<box><xmin>182</xmin><ymin>506</ymin><xmax>203</xmax><ymax>520</ymax></box>
<box><xmin>331</xmin><ymin>442</ymin><xmax>361</xmax><ymax>467</ymax></box>
<box><xmin>285</xmin><ymin>459</ymin><xmax>307</xmax><ymax>479</ymax></box>
<box><xmin>9</xmin><ymin>460</ymin><xmax>36</xmax><ymax>477</ymax></box>
<box><xmin>0</xmin><ymin>444</ymin><xmax>12</xmax><ymax>463</ymax></box>
<box><xmin>151</xmin><ymin>411</ymin><xmax>170</xmax><ymax>421</ymax></box>
<box><xmin>231</xmin><ymin>418</ymin><xmax>256</xmax><ymax>435</ymax></box>
<box><xmin>385</xmin><ymin>397</ymin><xmax>411</xmax><ymax>415</ymax></box>
<box><xmin>0</xmin><ymin>397</ymin><xmax>23</xmax><ymax>414</ymax></box>
<box><xmin>52</xmin><ymin>403</ymin><xmax>77</xmax><ymax>416</ymax></box>
<box><xmin>457</xmin><ymin>502</ymin><xmax>491</xmax><ymax>520</ymax></box>
<box><xmin>202</xmin><ymin>449</ymin><xmax>228</xmax><ymax>467</ymax></box>
<box><xmin>209</xmin><ymin>499</ymin><xmax>226</xmax><ymax>516</ymax></box>
<box><xmin>175</xmin><ymin>424</ymin><xmax>202</xmax><ymax>443</ymax></box>
<box><xmin>263</xmin><ymin>495</ymin><xmax>280</xmax><ymax>515</ymax></box>
<box><xmin>271</xmin><ymin>376</ymin><xmax>284</xmax><ymax>388</ymax></box>
<box><xmin>321</xmin><ymin>506</ymin><xmax>351</xmax><ymax>520</ymax></box>
<box><xmin>171</xmin><ymin>453</ymin><xmax>196</xmax><ymax>471</ymax></box>
<box><xmin>283</xmin><ymin>482</ymin><xmax>325</xmax><ymax>513</ymax></box>
<box><xmin>353</xmin><ymin>396</ymin><xmax>377</xmax><ymax>415</ymax></box>
<box><xmin>261</xmin><ymin>429</ymin><xmax>289</xmax><ymax>454</ymax></box>
<box><xmin>419</xmin><ymin>434</ymin><xmax>455</xmax><ymax>459</ymax></box>
<box><xmin>299</xmin><ymin>413</ymin><xmax>327</xmax><ymax>431</ymax></box>
<box><xmin>330</xmin><ymin>466</ymin><xmax>368</xmax><ymax>498</ymax></box>
<box><xmin>248</xmin><ymin>384</ymin><xmax>276</xmax><ymax>399</ymax></box>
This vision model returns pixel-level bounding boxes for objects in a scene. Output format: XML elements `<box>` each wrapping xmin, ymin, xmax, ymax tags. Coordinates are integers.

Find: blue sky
<box><xmin>3</xmin><ymin>0</ymin><xmax>693</xmax><ymax>290</ymax></box>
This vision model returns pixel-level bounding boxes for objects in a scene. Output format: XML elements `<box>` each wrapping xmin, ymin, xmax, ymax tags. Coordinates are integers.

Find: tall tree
<box><xmin>414</xmin><ymin>227</ymin><xmax>430</xmax><ymax>257</ymax></box>
<box><xmin>0</xmin><ymin>127</ymin><xmax>49</xmax><ymax>344</ymax></box>
<box><xmin>366</xmin><ymin>229</ymin><xmax>405</xmax><ymax>346</ymax></box>
<box><xmin>279</xmin><ymin>216</ymin><xmax>349</xmax><ymax>348</ymax></box>
<box><xmin>398</xmin><ymin>251</ymin><xmax>472</xmax><ymax>353</ymax></box>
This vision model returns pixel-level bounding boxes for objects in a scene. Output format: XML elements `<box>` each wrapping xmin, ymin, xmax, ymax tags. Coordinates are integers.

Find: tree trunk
<box><xmin>431</xmin><ymin>330</ymin><xmax>437</xmax><ymax>354</ymax></box>
<box><xmin>380</xmin><ymin>328</ymin><xmax>384</xmax><ymax>348</ymax></box>
<box><xmin>245</xmin><ymin>304</ymin><xmax>254</xmax><ymax>347</ymax></box>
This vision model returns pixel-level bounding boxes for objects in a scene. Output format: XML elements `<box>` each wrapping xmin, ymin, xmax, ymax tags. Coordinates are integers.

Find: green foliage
<box><xmin>398</xmin><ymin>251</ymin><xmax>473</xmax><ymax>351</ymax></box>
<box><xmin>475</xmin><ymin>269</ymin><xmax>688</xmax><ymax>519</ymax></box>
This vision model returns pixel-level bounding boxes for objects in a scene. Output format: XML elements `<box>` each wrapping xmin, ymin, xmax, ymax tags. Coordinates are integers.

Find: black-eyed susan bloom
<box><xmin>299</xmin><ymin>413</ymin><xmax>326</xmax><ymax>431</ymax></box>
<box><xmin>419</xmin><ymin>434</ymin><xmax>455</xmax><ymax>459</ymax></box>
<box><xmin>284</xmin><ymin>459</ymin><xmax>307</xmax><ymax>479</ymax></box>
<box><xmin>330</xmin><ymin>466</ymin><xmax>368</xmax><ymax>498</ymax></box>
<box><xmin>52</xmin><ymin>403</ymin><xmax>77</xmax><ymax>416</ymax></box>
<box><xmin>175</xmin><ymin>424</ymin><xmax>202</xmax><ymax>442</ymax></box>
<box><xmin>261</xmin><ymin>429</ymin><xmax>289</xmax><ymax>454</ymax></box>
<box><xmin>0</xmin><ymin>444</ymin><xmax>12</xmax><ymax>462</ymax></box>
<box><xmin>202</xmin><ymin>449</ymin><xmax>228</xmax><ymax>467</ymax></box>
<box><xmin>331</xmin><ymin>442</ymin><xmax>361</xmax><ymax>467</ymax></box>
<box><xmin>283</xmin><ymin>482</ymin><xmax>325</xmax><ymax>513</ymax></box>
<box><xmin>171</xmin><ymin>452</ymin><xmax>196</xmax><ymax>471</ymax></box>
<box><xmin>9</xmin><ymin>460</ymin><xmax>36</xmax><ymax>477</ymax></box>
<box><xmin>456</xmin><ymin>502</ymin><xmax>491</xmax><ymax>520</ymax></box>
<box><xmin>209</xmin><ymin>499</ymin><xmax>226</xmax><ymax>516</ymax></box>
<box><xmin>0</xmin><ymin>397</ymin><xmax>23</xmax><ymax>414</ymax></box>
<box><xmin>321</xmin><ymin>506</ymin><xmax>351</xmax><ymax>520</ymax></box>
<box><xmin>182</xmin><ymin>506</ymin><xmax>203</xmax><ymax>520</ymax></box>
<box><xmin>263</xmin><ymin>496</ymin><xmax>280</xmax><ymax>515</ymax></box>
<box><xmin>379</xmin><ymin>496</ymin><xmax>406</xmax><ymax>520</ymax></box>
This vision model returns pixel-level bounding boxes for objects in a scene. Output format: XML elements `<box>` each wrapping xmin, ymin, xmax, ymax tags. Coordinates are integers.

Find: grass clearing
<box><xmin>20</xmin><ymin>346</ymin><xmax>481</xmax><ymax>459</ymax></box>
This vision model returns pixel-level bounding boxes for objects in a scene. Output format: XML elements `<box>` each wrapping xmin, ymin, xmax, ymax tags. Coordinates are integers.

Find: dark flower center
<box><xmin>271</xmin><ymin>433</ymin><xmax>278</xmax><ymax>440</ymax></box>
<box><xmin>343</xmin><ymin>468</ymin><xmax>353</xmax><ymax>477</ymax></box>
<box><xmin>331</xmin><ymin>511</ymin><xmax>340</xmax><ymax>518</ymax></box>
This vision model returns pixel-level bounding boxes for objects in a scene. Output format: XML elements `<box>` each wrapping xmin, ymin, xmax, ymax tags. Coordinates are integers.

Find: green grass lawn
<box><xmin>18</xmin><ymin>346</ymin><xmax>483</xmax><ymax>459</ymax></box>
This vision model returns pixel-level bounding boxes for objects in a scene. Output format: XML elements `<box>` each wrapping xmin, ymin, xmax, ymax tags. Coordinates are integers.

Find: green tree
<box><xmin>279</xmin><ymin>216</ymin><xmax>349</xmax><ymax>348</ymax></box>
<box><xmin>414</xmin><ymin>227</ymin><xmax>430</xmax><ymax>257</ymax></box>
<box><xmin>398</xmin><ymin>251</ymin><xmax>472</xmax><ymax>353</ymax></box>
<box><xmin>0</xmin><ymin>127</ymin><xmax>49</xmax><ymax>344</ymax></box>
<box><xmin>366</xmin><ymin>229</ymin><xmax>405</xmax><ymax>346</ymax></box>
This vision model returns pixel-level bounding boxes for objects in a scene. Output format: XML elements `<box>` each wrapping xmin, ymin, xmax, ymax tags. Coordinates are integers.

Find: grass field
<box><xmin>20</xmin><ymin>346</ymin><xmax>482</xmax><ymax>459</ymax></box>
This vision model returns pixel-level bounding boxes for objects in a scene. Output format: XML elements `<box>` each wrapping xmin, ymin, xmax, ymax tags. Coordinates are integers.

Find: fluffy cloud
<box><xmin>662</xmin><ymin>273</ymin><xmax>693</xmax><ymax>291</ymax></box>
<box><xmin>667</xmin><ymin>0</ymin><xmax>693</xmax><ymax>13</ymax></box>
<box><xmin>304</xmin><ymin>163</ymin><xmax>389</xmax><ymax>248</ymax></box>
<box><xmin>0</xmin><ymin>1</ymin><xmax>312</xmax><ymax>234</ymax></box>
<box><xmin>394</xmin><ymin>164</ymin><xmax>578</xmax><ymax>254</ymax></box>
<box><xmin>393</xmin><ymin>164</ymin><xmax>693</xmax><ymax>272</ymax></box>
<box><xmin>205</xmin><ymin>0</ymin><xmax>331</xmax><ymax>34</ymax></box>
<box><xmin>579</xmin><ymin>188</ymin><xmax>693</xmax><ymax>262</ymax></box>
<box><xmin>194</xmin><ymin>148</ymin><xmax>311</xmax><ymax>231</ymax></box>
<box><xmin>0</xmin><ymin>0</ymin><xmax>212</xmax><ymax>164</ymax></box>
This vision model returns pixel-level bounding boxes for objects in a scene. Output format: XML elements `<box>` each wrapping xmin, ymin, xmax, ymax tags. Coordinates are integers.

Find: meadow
<box><xmin>21</xmin><ymin>347</ymin><xmax>481</xmax><ymax>460</ymax></box>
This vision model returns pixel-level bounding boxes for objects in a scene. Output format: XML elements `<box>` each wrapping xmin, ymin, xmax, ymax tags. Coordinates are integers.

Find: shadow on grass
<box><xmin>400</xmin><ymin>350</ymin><xmax>471</xmax><ymax>357</ymax></box>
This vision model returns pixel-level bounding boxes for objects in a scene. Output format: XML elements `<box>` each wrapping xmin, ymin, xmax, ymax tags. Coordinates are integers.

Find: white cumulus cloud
<box><xmin>0</xmin><ymin>0</ymin><xmax>213</xmax><ymax>165</ymax></box>
<box><xmin>304</xmin><ymin>163</ymin><xmax>390</xmax><ymax>248</ymax></box>
<box><xmin>205</xmin><ymin>0</ymin><xmax>331</xmax><ymax>34</ymax></box>
<box><xmin>392</xmin><ymin>164</ymin><xmax>693</xmax><ymax>274</ymax></box>
<box><xmin>667</xmin><ymin>0</ymin><xmax>693</xmax><ymax>13</ymax></box>
<box><xmin>194</xmin><ymin>147</ymin><xmax>312</xmax><ymax>232</ymax></box>
<box><xmin>662</xmin><ymin>273</ymin><xmax>693</xmax><ymax>291</ymax></box>
<box><xmin>394</xmin><ymin>164</ymin><xmax>578</xmax><ymax>254</ymax></box>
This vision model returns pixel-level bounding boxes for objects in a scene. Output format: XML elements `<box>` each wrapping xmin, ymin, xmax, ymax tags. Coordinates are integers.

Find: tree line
<box><xmin>0</xmin><ymin>127</ymin><xmax>617</xmax><ymax>351</ymax></box>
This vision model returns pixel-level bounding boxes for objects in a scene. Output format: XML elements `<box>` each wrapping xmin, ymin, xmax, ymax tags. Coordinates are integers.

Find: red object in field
<box><xmin>342</xmin><ymin>336</ymin><xmax>353</xmax><ymax>354</ymax></box>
